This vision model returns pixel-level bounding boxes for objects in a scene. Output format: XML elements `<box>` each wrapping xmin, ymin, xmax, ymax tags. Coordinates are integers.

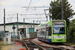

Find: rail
<box><xmin>16</xmin><ymin>38</ymin><xmax>75</xmax><ymax>50</ymax></box>
<box><xmin>29</xmin><ymin>40</ymin><xmax>46</xmax><ymax>50</ymax></box>
<box><xmin>23</xmin><ymin>40</ymin><xmax>30</xmax><ymax>50</ymax></box>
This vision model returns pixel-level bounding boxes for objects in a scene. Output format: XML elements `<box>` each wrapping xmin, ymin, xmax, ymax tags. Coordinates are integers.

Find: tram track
<box><xmin>39</xmin><ymin>42</ymin><xmax>75</xmax><ymax>50</ymax></box>
<box><xmin>31</xmin><ymin>38</ymin><xmax>75</xmax><ymax>50</ymax></box>
<box><xmin>16</xmin><ymin>38</ymin><xmax>75</xmax><ymax>50</ymax></box>
<box><xmin>29</xmin><ymin>40</ymin><xmax>46</xmax><ymax>50</ymax></box>
<box><xmin>23</xmin><ymin>40</ymin><xmax>30</xmax><ymax>50</ymax></box>
<box><xmin>22</xmin><ymin>38</ymin><xmax>46</xmax><ymax>50</ymax></box>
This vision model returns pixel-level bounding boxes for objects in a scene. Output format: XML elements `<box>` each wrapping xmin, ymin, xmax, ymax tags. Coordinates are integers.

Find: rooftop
<box><xmin>0</xmin><ymin>22</ymin><xmax>39</xmax><ymax>26</ymax></box>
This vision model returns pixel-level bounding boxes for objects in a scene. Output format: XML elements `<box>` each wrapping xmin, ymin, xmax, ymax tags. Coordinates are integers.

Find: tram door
<box><xmin>46</xmin><ymin>27</ymin><xmax>48</xmax><ymax>38</ymax></box>
<box><xmin>46</xmin><ymin>27</ymin><xmax>51</xmax><ymax>38</ymax></box>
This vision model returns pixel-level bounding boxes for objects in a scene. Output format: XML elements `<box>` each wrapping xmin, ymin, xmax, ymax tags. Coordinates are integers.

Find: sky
<box><xmin>0</xmin><ymin>0</ymin><xmax>75</xmax><ymax>24</ymax></box>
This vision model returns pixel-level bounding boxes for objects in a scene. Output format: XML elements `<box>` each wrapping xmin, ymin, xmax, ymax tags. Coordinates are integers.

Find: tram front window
<box><xmin>53</xmin><ymin>25</ymin><xmax>65</xmax><ymax>34</ymax></box>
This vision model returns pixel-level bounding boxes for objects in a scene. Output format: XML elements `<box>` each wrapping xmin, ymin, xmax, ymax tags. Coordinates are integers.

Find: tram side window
<box><xmin>47</xmin><ymin>27</ymin><xmax>51</xmax><ymax>36</ymax></box>
<box><xmin>41</xmin><ymin>31</ymin><xmax>44</xmax><ymax>35</ymax></box>
<box><xmin>41</xmin><ymin>28</ymin><xmax>46</xmax><ymax>36</ymax></box>
<box><xmin>37</xmin><ymin>29</ymin><xmax>41</xmax><ymax>37</ymax></box>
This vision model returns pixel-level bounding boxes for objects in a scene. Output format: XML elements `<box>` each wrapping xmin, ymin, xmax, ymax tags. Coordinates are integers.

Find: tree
<box><xmin>67</xmin><ymin>19</ymin><xmax>75</xmax><ymax>42</ymax></box>
<box><xmin>49</xmin><ymin>0</ymin><xmax>75</xmax><ymax>26</ymax></box>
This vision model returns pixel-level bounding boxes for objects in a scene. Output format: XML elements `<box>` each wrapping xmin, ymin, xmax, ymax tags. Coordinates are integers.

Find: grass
<box><xmin>0</xmin><ymin>41</ymin><xmax>13</xmax><ymax>50</ymax></box>
<box><xmin>1</xmin><ymin>45</ymin><xmax>13</xmax><ymax>50</ymax></box>
<box><xmin>0</xmin><ymin>41</ymin><xmax>13</xmax><ymax>46</ymax></box>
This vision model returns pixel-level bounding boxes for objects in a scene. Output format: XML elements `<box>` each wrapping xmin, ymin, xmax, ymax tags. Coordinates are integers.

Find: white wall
<box><xmin>0</xmin><ymin>24</ymin><xmax>38</xmax><ymax>36</ymax></box>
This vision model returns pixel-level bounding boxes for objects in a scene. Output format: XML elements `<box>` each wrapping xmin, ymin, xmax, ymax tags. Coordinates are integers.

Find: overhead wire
<box><xmin>8</xmin><ymin>0</ymin><xmax>49</xmax><ymax>23</ymax></box>
<box><xmin>25</xmin><ymin>0</ymin><xmax>32</xmax><ymax>17</ymax></box>
<box><xmin>6</xmin><ymin>0</ymin><xmax>50</xmax><ymax>23</ymax></box>
<box><xmin>21</xmin><ymin>0</ymin><xmax>50</xmax><ymax>14</ymax></box>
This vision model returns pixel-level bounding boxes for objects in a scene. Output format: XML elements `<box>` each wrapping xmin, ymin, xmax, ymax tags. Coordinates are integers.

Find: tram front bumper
<box><xmin>52</xmin><ymin>39</ymin><xmax>66</xmax><ymax>43</ymax></box>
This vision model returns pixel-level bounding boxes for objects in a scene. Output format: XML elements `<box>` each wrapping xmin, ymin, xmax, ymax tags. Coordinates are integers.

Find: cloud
<box><xmin>0</xmin><ymin>1</ymin><xmax>6</xmax><ymax>6</ymax></box>
<box><xmin>31</xmin><ymin>0</ymin><xmax>50</xmax><ymax>6</ymax></box>
<box><xmin>68</xmin><ymin>0</ymin><xmax>75</xmax><ymax>9</ymax></box>
<box><xmin>0</xmin><ymin>0</ymin><xmax>75</xmax><ymax>24</ymax></box>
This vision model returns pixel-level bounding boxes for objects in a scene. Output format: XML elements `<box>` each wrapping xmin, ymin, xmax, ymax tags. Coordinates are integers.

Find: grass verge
<box><xmin>0</xmin><ymin>41</ymin><xmax>13</xmax><ymax>50</ymax></box>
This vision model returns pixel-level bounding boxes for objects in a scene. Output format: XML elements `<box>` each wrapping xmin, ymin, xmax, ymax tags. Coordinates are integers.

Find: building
<box><xmin>0</xmin><ymin>22</ymin><xmax>39</xmax><ymax>38</ymax></box>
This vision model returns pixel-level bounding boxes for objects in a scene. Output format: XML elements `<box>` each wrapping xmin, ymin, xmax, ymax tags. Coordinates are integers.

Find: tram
<box><xmin>36</xmin><ymin>20</ymin><xmax>66</xmax><ymax>43</ymax></box>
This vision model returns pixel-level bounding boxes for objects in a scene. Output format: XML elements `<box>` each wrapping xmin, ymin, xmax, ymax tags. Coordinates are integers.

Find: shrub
<box><xmin>67</xmin><ymin>20</ymin><xmax>75</xmax><ymax>42</ymax></box>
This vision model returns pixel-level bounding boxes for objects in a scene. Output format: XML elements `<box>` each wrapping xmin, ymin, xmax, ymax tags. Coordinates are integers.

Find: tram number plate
<box><xmin>58</xmin><ymin>36</ymin><xmax>61</xmax><ymax>38</ymax></box>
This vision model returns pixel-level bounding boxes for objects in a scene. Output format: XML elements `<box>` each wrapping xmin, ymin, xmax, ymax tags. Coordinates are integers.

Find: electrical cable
<box><xmin>25</xmin><ymin>0</ymin><xmax>32</xmax><ymax>17</ymax></box>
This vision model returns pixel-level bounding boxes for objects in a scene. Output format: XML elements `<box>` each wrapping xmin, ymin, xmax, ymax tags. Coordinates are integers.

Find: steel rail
<box><xmin>29</xmin><ymin>40</ymin><xmax>46</xmax><ymax>50</ymax></box>
<box><xmin>16</xmin><ymin>38</ymin><xmax>75</xmax><ymax>50</ymax></box>
<box><xmin>23</xmin><ymin>40</ymin><xmax>30</xmax><ymax>50</ymax></box>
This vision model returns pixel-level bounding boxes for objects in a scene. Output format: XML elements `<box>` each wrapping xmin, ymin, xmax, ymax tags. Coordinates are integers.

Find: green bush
<box><xmin>67</xmin><ymin>20</ymin><xmax>75</xmax><ymax>43</ymax></box>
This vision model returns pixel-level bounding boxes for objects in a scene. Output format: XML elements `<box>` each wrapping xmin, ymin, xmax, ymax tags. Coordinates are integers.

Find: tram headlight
<box><xmin>63</xmin><ymin>36</ymin><xmax>66</xmax><ymax>39</ymax></box>
<box><xmin>53</xmin><ymin>37</ymin><xmax>55</xmax><ymax>39</ymax></box>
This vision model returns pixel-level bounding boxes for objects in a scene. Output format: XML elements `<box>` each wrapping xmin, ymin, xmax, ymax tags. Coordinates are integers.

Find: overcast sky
<box><xmin>0</xmin><ymin>0</ymin><xmax>75</xmax><ymax>24</ymax></box>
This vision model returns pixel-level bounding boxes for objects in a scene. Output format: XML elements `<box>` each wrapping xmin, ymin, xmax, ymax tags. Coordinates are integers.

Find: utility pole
<box><xmin>23</xmin><ymin>18</ymin><xmax>26</xmax><ymax>38</ymax></box>
<box><xmin>4</xmin><ymin>9</ymin><xmax>6</xmax><ymax>45</ymax></box>
<box><xmin>17</xmin><ymin>13</ymin><xmax>19</xmax><ymax>39</ymax></box>
<box><xmin>4</xmin><ymin>9</ymin><xmax>5</xmax><ymax>38</ymax></box>
<box><xmin>62</xmin><ymin>0</ymin><xmax>64</xmax><ymax>20</ymax></box>
<box><xmin>33</xmin><ymin>20</ymin><xmax>34</xmax><ymax>32</ymax></box>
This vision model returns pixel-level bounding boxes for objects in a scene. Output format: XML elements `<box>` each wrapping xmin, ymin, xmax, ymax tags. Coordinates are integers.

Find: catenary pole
<box><xmin>17</xmin><ymin>13</ymin><xmax>19</xmax><ymax>39</ymax></box>
<box><xmin>4</xmin><ymin>9</ymin><xmax>6</xmax><ymax>45</ymax></box>
<box><xmin>4</xmin><ymin>9</ymin><xmax>5</xmax><ymax>38</ymax></box>
<box><xmin>62</xmin><ymin>0</ymin><xmax>64</xmax><ymax>20</ymax></box>
<box><xmin>23</xmin><ymin>18</ymin><xmax>26</xmax><ymax>37</ymax></box>
<box><xmin>33</xmin><ymin>20</ymin><xmax>35</xmax><ymax>30</ymax></box>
